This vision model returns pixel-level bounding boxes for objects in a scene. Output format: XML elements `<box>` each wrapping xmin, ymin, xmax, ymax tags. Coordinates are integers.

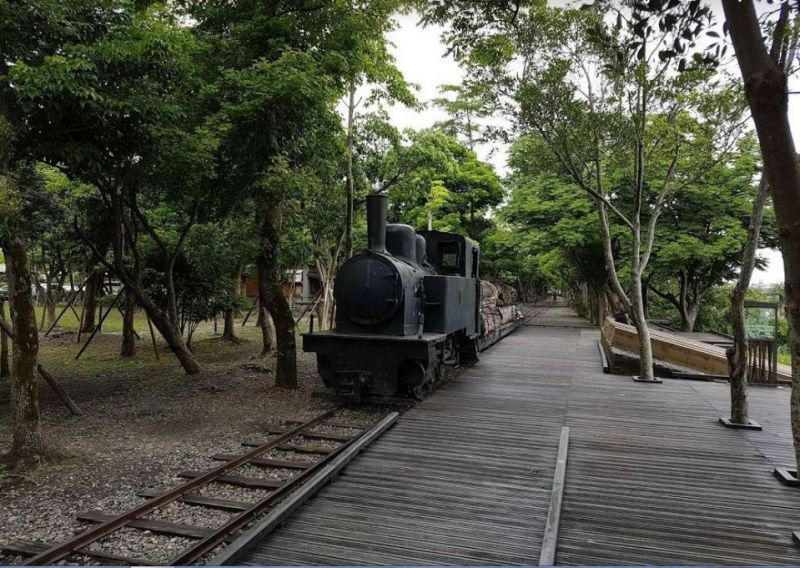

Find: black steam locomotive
<box><xmin>303</xmin><ymin>193</ymin><xmax>483</xmax><ymax>402</ymax></box>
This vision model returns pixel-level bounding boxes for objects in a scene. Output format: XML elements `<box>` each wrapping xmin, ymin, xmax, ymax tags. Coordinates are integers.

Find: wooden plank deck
<box><xmin>238</xmin><ymin>306</ymin><xmax>800</xmax><ymax>565</ymax></box>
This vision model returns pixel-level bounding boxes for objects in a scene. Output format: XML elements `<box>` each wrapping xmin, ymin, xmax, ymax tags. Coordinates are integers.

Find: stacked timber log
<box><xmin>478</xmin><ymin>280</ymin><xmax>525</xmax><ymax>350</ymax></box>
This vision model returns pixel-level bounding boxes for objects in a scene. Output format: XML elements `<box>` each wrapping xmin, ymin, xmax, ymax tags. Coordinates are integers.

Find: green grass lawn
<box><xmin>24</xmin><ymin>303</ymin><xmax>313</xmax><ymax>381</ymax></box>
<box><xmin>37</xmin><ymin>325</ymin><xmax>267</xmax><ymax>380</ymax></box>
<box><xmin>33</xmin><ymin>304</ymin><xmax>151</xmax><ymax>334</ymax></box>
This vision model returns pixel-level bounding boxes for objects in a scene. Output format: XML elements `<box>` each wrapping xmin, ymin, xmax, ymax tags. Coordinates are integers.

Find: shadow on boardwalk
<box><xmin>238</xmin><ymin>306</ymin><xmax>800</xmax><ymax>566</ymax></box>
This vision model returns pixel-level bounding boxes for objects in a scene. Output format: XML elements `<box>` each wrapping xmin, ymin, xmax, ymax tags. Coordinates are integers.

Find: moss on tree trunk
<box><xmin>258</xmin><ymin>203</ymin><xmax>296</xmax><ymax>388</ymax></box>
<box><xmin>2</xmin><ymin>236</ymin><xmax>46</xmax><ymax>470</ymax></box>
<box><xmin>0</xmin><ymin>299</ymin><xmax>9</xmax><ymax>378</ymax></box>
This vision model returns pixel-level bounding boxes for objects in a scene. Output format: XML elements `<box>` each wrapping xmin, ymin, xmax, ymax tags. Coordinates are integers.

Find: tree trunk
<box><xmin>223</xmin><ymin>311</ymin><xmax>236</xmax><ymax>341</ymax></box>
<box><xmin>186</xmin><ymin>323</ymin><xmax>195</xmax><ymax>351</ymax></box>
<box><xmin>2</xmin><ymin>236</ymin><xmax>45</xmax><ymax>468</ymax></box>
<box><xmin>257</xmin><ymin>267</ymin><xmax>273</xmax><ymax>355</ymax></box>
<box><xmin>45</xmin><ymin>283</ymin><xmax>56</xmax><ymax>328</ymax></box>
<box><xmin>723</xmin><ymin>0</ymin><xmax>800</xmax><ymax>467</ymax></box>
<box><xmin>100</xmin><ymin>186</ymin><xmax>200</xmax><ymax>375</ymax></box>
<box><xmin>344</xmin><ymin>82</ymin><xmax>357</xmax><ymax>260</ymax></box>
<box><xmin>129</xmin><ymin>286</ymin><xmax>201</xmax><ymax>374</ymax></box>
<box><xmin>81</xmin><ymin>268</ymin><xmax>102</xmax><ymax>333</ymax></box>
<box><xmin>222</xmin><ymin>273</ymin><xmax>238</xmax><ymax>342</ymax></box>
<box><xmin>0</xmin><ymin>299</ymin><xmax>9</xmax><ymax>378</ymax></box>
<box><xmin>680</xmin><ymin>304</ymin><xmax>699</xmax><ymax>333</ymax></box>
<box><xmin>266</xmin><ymin>287</ymin><xmax>297</xmax><ymax>388</ymax></box>
<box><xmin>641</xmin><ymin>277</ymin><xmax>650</xmax><ymax>320</ymax></box>
<box><xmin>259</xmin><ymin>203</ymin><xmax>297</xmax><ymax>388</ymax></box>
<box><xmin>258</xmin><ymin>304</ymin><xmax>274</xmax><ymax>355</ymax></box>
<box><xmin>728</xmin><ymin>176</ymin><xmax>770</xmax><ymax>423</ymax></box>
<box><xmin>631</xmin><ymin>273</ymin><xmax>656</xmax><ymax>381</ymax></box>
<box><xmin>120</xmin><ymin>287</ymin><xmax>136</xmax><ymax>358</ymax></box>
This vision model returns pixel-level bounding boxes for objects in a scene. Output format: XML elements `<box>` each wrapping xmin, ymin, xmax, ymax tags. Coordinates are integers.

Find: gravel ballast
<box><xmin>0</xmin><ymin>329</ymin><xmax>388</xmax><ymax>566</ymax></box>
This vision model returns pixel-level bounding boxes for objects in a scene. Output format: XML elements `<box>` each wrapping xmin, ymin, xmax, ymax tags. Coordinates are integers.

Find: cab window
<box><xmin>439</xmin><ymin>241</ymin><xmax>460</xmax><ymax>273</ymax></box>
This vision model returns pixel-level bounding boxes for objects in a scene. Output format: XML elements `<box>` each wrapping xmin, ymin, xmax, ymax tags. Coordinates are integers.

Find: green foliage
<box><xmin>0</xmin><ymin>163</ymin><xmax>60</xmax><ymax>242</ymax></box>
<box><xmin>482</xmin><ymin>134</ymin><xmax>607</xmax><ymax>292</ymax></box>
<box><xmin>359</xmin><ymin>124</ymin><xmax>502</xmax><ymax>242</ymax></box>
<box><xmin>686</xmin><ymin>282</ymin><xmax>790</xmax><ymax>363</ymax></box>
<box><xmin>647</xmin><ymin>135</ymin><xmax>775</xmax><ymax>302</ymax></box>
<box><xmin>433</xmin><ymin>83</ymin><xmax>496</xmax><ymax>149</ymax></box>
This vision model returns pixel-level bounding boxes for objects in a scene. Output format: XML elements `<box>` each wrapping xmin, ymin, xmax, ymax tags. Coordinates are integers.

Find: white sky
<box><xmin>379</xmin><ymin>7</ymin><xmax>798</xmax><ymax>285</ymax></box>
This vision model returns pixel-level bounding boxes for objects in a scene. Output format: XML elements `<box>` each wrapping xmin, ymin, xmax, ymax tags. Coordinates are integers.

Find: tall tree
<box><xmin>1</xmin><ymin>0</ymin><xmax>121</xmax><ymax>468</ymax></box>
<box><xmin>421</xmin><ymin>0</ymin><xmax>746</xmax><ymax>381</ymax></box>
<box><xmin>11</xmin><ymin>4</ymin><xmax>215</xmax><ymax>374</ymax></box>
<box><xmin>433</xmin><ymin>83</ymin><xmax>494</xmax><ymax>151</ymax></box>
<box><xmin>0</xmin><ymin>164</ymin><xmax>49</xmax><ymax>468</ymax></box>
<box><xmin>646</xmin><ymin>136</ymin><xmax>772</xmax><ymax>332</ymax></box>
<box><xmin>190</xmin><ymin>0</ymin><xmax>411</xmax><ymax>388</ymax></box>
<box><xmin>363</xmin><ymin>124</ymin><xmax>503</xmax><ymax>241</ymax></box>
<box><xmin>721</xmin><ymin>0</ymin><xmax>800</xmax><ymax>444</ymax></box>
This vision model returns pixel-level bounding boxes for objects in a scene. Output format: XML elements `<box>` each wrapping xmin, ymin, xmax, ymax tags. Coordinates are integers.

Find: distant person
<box><xmin>552</xmin><ymin>292</ymin><xmax>557</xmax><ymax>303</ymax></box>
<box><xmin>614</xmin><ymin>311</ymin><xmax>631</xmax><ymax>325</ymax></box>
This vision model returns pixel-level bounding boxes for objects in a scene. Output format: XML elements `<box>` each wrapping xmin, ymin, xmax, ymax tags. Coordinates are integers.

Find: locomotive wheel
<box><xmin>460</xmin><ymin>339</ymin><xmax>480</xmax><ymax>365</ymax></box>
<box><xmin>399</xmin><ymin>359</ymin><xmax>427</xmax><ymax>398</ymax></box>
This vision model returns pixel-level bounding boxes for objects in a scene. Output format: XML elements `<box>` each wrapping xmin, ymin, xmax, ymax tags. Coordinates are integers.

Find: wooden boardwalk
<box><xmin>238</xmin><ymin>306</ymin><xmax>800</xmax><ymax>565</ymax></box>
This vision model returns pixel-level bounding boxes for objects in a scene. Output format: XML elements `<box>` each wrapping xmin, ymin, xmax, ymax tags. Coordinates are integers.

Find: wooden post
<box><xmin>0</xmin><ymin>315</ymin><xmax>80</xmax><ymax>415</ymax></box>
<box><xmin>45</xmin><ymin>272</ymin><xmax>92</xmax><ymax>336</ymax></box>
<box><xmin>146</xmin><ymin>315</ymin><xmax>160</xmax><ymax>360</ymax></box>
<box><xmin>241</xmin><ymin>296</ymin><xmax>258</xmax><ymax>327</ymax></box>
<box><xmin>76</xmin><ymin>288</ymin><xmax>124</xmax><ymax>360</ymax></box>
<box><xmin>37</xmin><ymin>364</ymin><xmax>81</xmax><ymax>416</ymax></box>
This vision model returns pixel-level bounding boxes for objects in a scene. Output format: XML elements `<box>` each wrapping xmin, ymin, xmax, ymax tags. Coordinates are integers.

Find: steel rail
<box><xmin>24</xmin><ymin>407</ymin><xmax>339</xmax><ymax>566</ymax></box>
<box><xmin>168</xmin><ymin>413</ymin><xmax>387</xmax><ymax>564</ymax></box>
<box><xmin>208</xmin><ymin>411</ymin><xmax>400</xmax><ymax>565</ymax></box>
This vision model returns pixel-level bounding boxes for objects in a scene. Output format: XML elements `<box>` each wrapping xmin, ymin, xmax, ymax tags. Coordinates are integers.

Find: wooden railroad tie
<box><xmin>177</xmin><ymin>470</ymin><xmax>286</xmax><ymax>489</ymax></box>
<box><xmin>267</xmin><ymin>428</ymin><xmax>355</xmax><ymax>442</ymax></box>
<box><xmin>137</xmin><ymin>488</ymin><xmax>251</xmax><ymax>512</ymax></box>
<box><xmin>211</xmin><ymin>453</ymin><xmax>311</xmax><ymax>470</ymax></box>
<box><xmin>3</xmin><ymin>540</ymin><xmax>154</xmax><ymax>565</ymax></box>
<box><xmin>77</xmin><ymin>510</ymin><xmax>224</xmax><ymax>540</ymax></box>
<box><xmin>241</xmin><ymin>440</ymin><xmax>335</xmax><ymax>455</ymax></box>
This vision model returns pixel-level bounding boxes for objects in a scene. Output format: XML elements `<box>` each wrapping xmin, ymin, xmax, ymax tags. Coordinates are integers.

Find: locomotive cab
<box><xmin>419</xmin><ymin>231</ymin><xmax>482</xmax><ymax>361</ymax></box>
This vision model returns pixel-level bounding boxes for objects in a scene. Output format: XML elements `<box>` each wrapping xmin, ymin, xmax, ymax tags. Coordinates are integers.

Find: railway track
<box><xmin>3</xmin><ymin>408</ymin><xmax>397</xmax><ymax>566</ymax></box>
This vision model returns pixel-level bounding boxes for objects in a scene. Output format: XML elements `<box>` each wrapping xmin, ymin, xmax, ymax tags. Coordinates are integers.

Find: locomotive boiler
<box><xmin>303</xmin><ymin>193</ymin><xmax>521</xmax><ymax>402</ymax></box>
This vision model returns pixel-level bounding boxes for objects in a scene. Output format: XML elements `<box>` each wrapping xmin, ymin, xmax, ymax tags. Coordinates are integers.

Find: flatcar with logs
<box><xmin>303</xmin><ymin>193</ymin><xmax>524</xmax><ymax>402</ymax></box>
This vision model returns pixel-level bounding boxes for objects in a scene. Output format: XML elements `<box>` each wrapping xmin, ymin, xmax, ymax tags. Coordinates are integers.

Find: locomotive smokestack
<box><xmin>366</xmin><ymin>193</ymin><xmax>388</xmax><ymax>253</ymax></box>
